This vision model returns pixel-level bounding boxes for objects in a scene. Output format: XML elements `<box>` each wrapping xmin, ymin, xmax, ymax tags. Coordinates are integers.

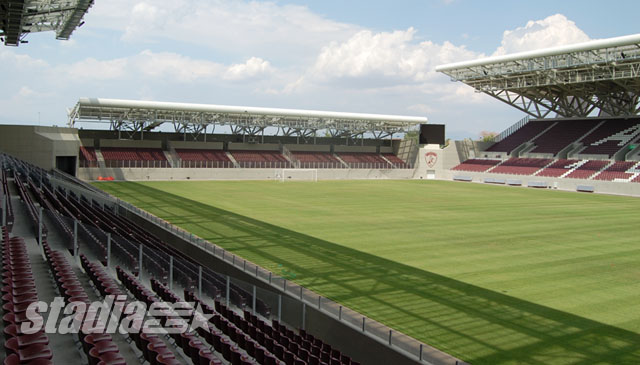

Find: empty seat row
<box><xmin>490</xmin><ymin>158</ymin><xmax>552</xmax><ymax>176</ymax></box>
<box><xmin>336</xmin><ymin>153</ymin><xmax>390</xmax><ymax>168</ymax></box>
<box><xmin>79</xmin><ymin>147</ymin><xmax>99</xmax><ymax>167</ymax></box>
<box><xmin>44</xmin><ymin>243</ymin><xmax>126</xmax><ymax>365</ymax></box>
<box><xmin>451</xmin><ymin>159</ymin><xmax>500</xmax><ymax>172</ymax></box>
<box><xmin>452</xmin><ymin>157</ymin><xmax>640</xmax><ymax>182</ymax></box>
<box><xmin>2</xmin><ymin>231</ymin><xmax>54</xmax><ymax>364</ymax></box>
<box><xmin>1</xmin><ymin>169</ymin><xmax>14</xmax><ymax>231</ymax></box>
<box><xmin>593</xmin><ymin>161</ymin><xmax>638</xmax><ymax>181</ymax></box>
<box><xmin>176</xmin><ymin>149</ymin><xmax>233</xmax><ymax>168</ymax></box>
<box><xmin>487</xmin><ymin>119</ymin><xmax>640</xmax><ymax>157</ymax></box>
<box><xmin>116</xmin><ymin>266</ymin><xmax>231</xmax><ymax>365</ymax></box>
<box><xmin>101</xmin><ymin>148</ymin><xmax>169</xmax><ymax>168</ymax></box>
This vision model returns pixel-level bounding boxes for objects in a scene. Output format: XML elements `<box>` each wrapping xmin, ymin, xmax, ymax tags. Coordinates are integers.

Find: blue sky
<box><xmin>1</xmin><ymin>0</ymin><xmax>639</xmax><ymax>139</ymax></box>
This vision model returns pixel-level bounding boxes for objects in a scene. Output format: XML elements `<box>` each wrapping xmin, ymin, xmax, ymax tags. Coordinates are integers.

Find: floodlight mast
<box><xmin>436</xmin><ymin>34</ymin><xmax>640</xmax><ymax>118</ymax></box>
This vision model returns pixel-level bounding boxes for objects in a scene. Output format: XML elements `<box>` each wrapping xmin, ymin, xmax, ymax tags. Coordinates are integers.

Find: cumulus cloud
<box><xmin>224</xmin><ymin>57</ymin><xmax>274</xmax><ymax>81</ymax></box>
<box><xmin>494</xmin><ymin>14</ymin><xmax>591</xmax><ymax>56</ymax></box>
<box><xmin>65</xmin><ymin>57</ymin><xmax>128</xmax><ymax>80</ymax></box>
<box><xmin>132</xmin><ymin>51</ymin><xmax>224</xmax><ymax>81</ymax></box>
<box><xmin>89</xmin><ymin>0</ymin><xmax>359</xmax><ymax>63</ymax></box>
<box><xmin>0</xmin><ymin>7</ymin><xmax>596</xmax><ymax>139</ymax></box>
<box><xmin>55</xmin><ymin>51</ymin><xmax>275</xmax><ymax>83</ymax></box>
<box><xmin>289</xmin><ymin>27</ymin><xmax>481</xmax><ymax>91</ymax></box>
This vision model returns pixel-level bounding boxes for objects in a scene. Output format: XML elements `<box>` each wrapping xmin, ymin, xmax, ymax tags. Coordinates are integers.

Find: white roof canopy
<box><xmin>437</xmin><ymin>34</ymin><xmax>640</xmax><ymax>118</ymax></box>
<box><xmin>68</xmin><ymin>98</ymin><xmax>427</xmax><ymax>139</ymax></box>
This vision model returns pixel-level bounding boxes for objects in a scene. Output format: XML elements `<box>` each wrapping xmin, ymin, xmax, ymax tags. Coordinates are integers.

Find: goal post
<box><xmin>278</xmin><ymin>169</ymin><xmax>318</xmax><ymax>182</ymax></box>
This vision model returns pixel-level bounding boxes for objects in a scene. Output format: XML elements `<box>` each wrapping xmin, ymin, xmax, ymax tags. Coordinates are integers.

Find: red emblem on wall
<box><xmin>425</xmin><ymin>152</ymin><xmax>438</xmax><ymax>168</ymax></box>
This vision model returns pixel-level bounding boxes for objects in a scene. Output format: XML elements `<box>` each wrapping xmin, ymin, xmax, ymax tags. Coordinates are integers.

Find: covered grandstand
<box><xmin>62</xmin><ymin>98</ymin><xmax>427</xmax><ymax>180</ymax></box>
<box><xmin>435</xmin><ymin>34</ymin><xmax>640</xmax><ymax>192</ymax></box>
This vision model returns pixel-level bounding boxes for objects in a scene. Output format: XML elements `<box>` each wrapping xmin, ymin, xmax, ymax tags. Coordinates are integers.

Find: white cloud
<box><xmin>408</xmin><ymin>104</ymin><xmax>433</xmax><ymax>114</ymax></box>
<box><xmin>0</xmin><ymin>9</ymin><xmax>596</xmax><ymax>139</ymax></box>
<box><xmin>65</xmin><ymin>57</ymin><xmax>128</xmax><ymax>80</ymax></box>
<box><xmin>224</xmin><ymin>57</ymin><xmax>274</xmax><ymax>81</ymax></box>
<box><xmin>55</xmin><ymin>51</ymin><xmax>276</xmax><ymax>83</ymax></box>
<box><xmin>494</xmin><ymin>14</ymin><xmax>590</xmax><ymax>56</ymax></box>
<box><xmin>290</xmin><ymin>27</ymin><xmax>481</xmax><ymax>91</ymax></box>
<box><xmin>132</xmin><ymin>50</ymin><xmax>224</xmax><ymax>81</ymax></box>
<box><xmin>89</xmin><ymin>0</ymin><xmax>359</xmax><ymax>63</ymax></box>
<box><xmin>18</xmin><ymin>87</ymin><xmax>36</xmax><ymax>97</ymax></box>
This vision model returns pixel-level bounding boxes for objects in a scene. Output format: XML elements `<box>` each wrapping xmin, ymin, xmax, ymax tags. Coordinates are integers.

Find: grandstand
<box><xmin>3</xmin><ymin>152</ymin><xmax>425</xmax><ymax>365</ymax></box>
<box><xmin>437</xmin><ymin>34</ymin><xmax>640</xmax><ymax>193</ymax></box>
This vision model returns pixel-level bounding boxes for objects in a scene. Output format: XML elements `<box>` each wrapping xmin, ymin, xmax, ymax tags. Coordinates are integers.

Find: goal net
<box><xmin>278</xmin><ymin>169</ymin><xmax>318</xmax><ymax>182</ymax></box>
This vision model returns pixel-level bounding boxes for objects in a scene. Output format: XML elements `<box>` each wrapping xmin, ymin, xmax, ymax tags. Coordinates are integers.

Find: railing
<box><xmin>103</xmin><ymin>160</ymin><xmax>171</xmax><ymax>168</ymax></box>
<box><xmin>79</xmin><ymin>160</ymin><xmax>98</xmax><ymax>168</ymax></box>
<box><xmin>179</xmin><ymin>160</ymin><xmax>235</xmax><ymax>168</ymax></box>
<box><xmin>495</xmin><ymin>115</ymin><xmax>530</xmax><ymax>143</ymax></box>
<box><xmin>49</xmin><ymin>174</ymin><xmax>460</xmax><ymax>364</ymax></box>
<box><xmin>281</xmin><ymin>145</ymin><xmax>300</xmax><ymax>168</ymax></box>
<box><xmin>82</xmin><ymin>160</ymin><xmax>415</xmax><ymax>170</ymax></box>
<box><xmin>116</xmin><ymin>199</ymin><xmax>456</xmax><ymax>364</ymax></box>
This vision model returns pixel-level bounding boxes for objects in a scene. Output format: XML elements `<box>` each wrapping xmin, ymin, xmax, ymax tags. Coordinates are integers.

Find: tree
<box><xmin>479</xmin><ymin>131</ymin><xmax>498</xmax><ymax>143</ymax></box>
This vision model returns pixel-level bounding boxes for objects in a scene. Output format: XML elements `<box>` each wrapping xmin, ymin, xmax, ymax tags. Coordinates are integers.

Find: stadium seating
<box><xmin>578</xmin><ymin>119</ymin><xmax>640</xmax><ymax>157</ymax></box>
<box><xmin>451</xmin><ymin>159</ymin><xmax>500</xmax><ymax>172</ymax></box>
<box><xmin>1</xmin><ymin>168</ymin><xmax>14</xmax><ymax>231</ymax></box>
<box><xmin>175</xmin><ymin>149</ymin><xmax>233</xmax><ymax>168</ymax></box>
<box><xmin>564</xmin><ymin>160</ymin><xmax>610</xmax><ymax>179</ymax></box>
<box><xmin>485</xmin><ymin>120</ymin><xmax>554</xmax><ymax>154</ymax></box>
<box><xmin>490</xmin><ymin>158</ymin><xmax>552</xmax><ymax>175</ymax></box>
<box><xmin>535</xmin><ymin>159</ymin><xmax>580</xmax><ymax>177</ymax></box>
<box><xmin>230</xmin><ymin>150</ymin><xmax>291</xmax><ymax>168</ymax></box>
<box><xmin>291</xmin><ymin>151</ymin><xmax>342</xmax><ymax>168</ymax></box>
<box><xmin>79</xmin><ymin>146</ymin><xmax>98</xmax><ymax>167</ymax></box>
<box><xmin>2</xmin><ymin>233</ymin><xmax>54</xmax><ymax>364</ymax></box>
<box><xmin>593</xmin><ymin>161</ymin><xmax>639</xmax><ymax>181</ymax></box>
<box><xmin>336</xmin><ymin>153</ymin><xmax>391</xmax><ymax>168</ymax></box>
<box><xmin>530</xmin><ymin>120</ymin><xmax>600</xmax><ymax>154</ymax></box>
<box><xmin>381</xmin><ymin>153</ymin><xmax>411</xmax><ymax>168</ymax></box>
<box><xmin>101</xmin><ymin>148</ymin><xmax>169</xmax><ymax>168</ymax></box>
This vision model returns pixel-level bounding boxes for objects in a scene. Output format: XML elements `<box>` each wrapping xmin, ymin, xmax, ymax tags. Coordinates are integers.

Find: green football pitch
<box><xmin>93</xmin><ymin>179</ymin><xmax>640</xmax><ymax>364</ymax></box>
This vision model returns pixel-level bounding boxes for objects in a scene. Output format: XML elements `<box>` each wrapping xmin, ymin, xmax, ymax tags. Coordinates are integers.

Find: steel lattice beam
<box><xmin>0</xmin><ymin>0</ymin><xmax>93</xmax><ymax>46</ymax></box>
<box><xmin>436</xmin><ymin>34</ymin><xmax>640</xmax><ymax>118</ymax></box>
<box><xmin>68</xmin><ymin>98</ymin><xmax>426</xmax><ymax>138</ymax></box>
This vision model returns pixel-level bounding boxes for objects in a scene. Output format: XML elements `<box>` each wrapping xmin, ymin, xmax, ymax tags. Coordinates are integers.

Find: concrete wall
<box><xmin>334</xmin><ymin>145</ymin><xmax>377</xmax><ymax>153</ymax></box>
<box><xmin>228</xmin><ymin>143</ymin><xmax>280</xmax><ymax>151</ymax></box>
<box><xmin>442</xmin><ymin>169</ymin><xmax>640</xmax><ymax>197</ymax></box>
<box><xmin>169</xmin><ymin>141</ymin><xmax>224</xmax><ymax>150</ymax></box>
<box><xmin>395</xmin><ymin>139</ymin><xmax>418</xmax><ymax>164</ymax></box>
<box><xmin>100</xmin><ymin>139</ymin><xmax>162</xmax><ymax>149</ymax></box>
<box><xmin>80</xmin><ymin>138</ymin><xmax>95</xmax><ymax>147</ymax></box>
<box><xmin>285</xmin><ymin>144</ymin><xmax>331</xmax><ymax>152</ymax></box>
<box><xmin>77</xmin><ymin>167</ymin><xmax>414</xmax><ymax>181</ymax></box>
<box><xmin>0</xmin><ymin>125</ymin><xmax>80</xmax><ymax>170</ymax></box>
<box><xmin>413</xmin><ymin>145</ymin><xmax>445</xmax><ymax>179</ymax></box>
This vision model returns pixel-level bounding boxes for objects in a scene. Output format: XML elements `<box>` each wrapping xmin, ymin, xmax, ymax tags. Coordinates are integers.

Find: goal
<box><xmin>278</xmin><ymin>169</ymin><xmax>318</xmax><ymax>182</ymax></box>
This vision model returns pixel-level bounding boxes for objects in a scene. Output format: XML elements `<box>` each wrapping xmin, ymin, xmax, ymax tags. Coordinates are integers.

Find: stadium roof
<box><xmin>1</xmin><ymin>0</ymin><xmax>94</xmax><ymax>46</ymax></box>
<box><xmin>68</xmin><ymin>98</ymin><xmax>427</xmax><ymax>139</ymax></box>
<box><xmin>436</xmin><ymin>34</ymin><xmax>640</xmax><ymax>118</ymax></box>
